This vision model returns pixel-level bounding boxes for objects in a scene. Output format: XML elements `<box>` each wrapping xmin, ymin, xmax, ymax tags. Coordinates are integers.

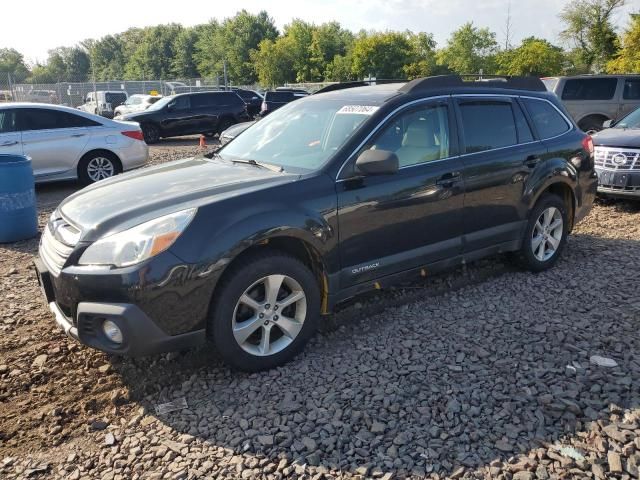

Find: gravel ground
<box><xmin>1</xmin><ymin>141</ymin><xmax>639</xmax><ymax>479</ymax></box>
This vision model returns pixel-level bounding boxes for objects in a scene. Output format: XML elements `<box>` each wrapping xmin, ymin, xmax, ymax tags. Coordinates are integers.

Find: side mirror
<box><xmin>602</xmin><ymin>119</ymin><xmax>614</xmax><ymax>129</ymax></box>
<box><xmin>355</xmin><ymin>149</ymin><xmax>399</xmax><ymax>176</ymax></box>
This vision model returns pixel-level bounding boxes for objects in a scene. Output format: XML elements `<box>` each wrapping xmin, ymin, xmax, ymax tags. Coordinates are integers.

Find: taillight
<box><xmin>122</xmin><ymin>130</ymin><xmax>144</xmax><ymax>141</ymax></box>
<box><xmin>582</xmin><ymin>135</ymin><xmax>594</xmax><ymax>155</ymax></box>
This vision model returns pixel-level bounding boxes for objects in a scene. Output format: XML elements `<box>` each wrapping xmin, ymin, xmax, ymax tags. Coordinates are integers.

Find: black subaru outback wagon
<box><xmin>35</xmin><ymin>75</ymin><xmax>597</xmax><ymax>371</ymax></box>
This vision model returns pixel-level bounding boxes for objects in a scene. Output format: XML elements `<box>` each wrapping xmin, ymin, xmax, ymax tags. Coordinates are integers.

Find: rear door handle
<box><xmin>436</xmin><ymin>171</ymin><xmax>461</xmax><ymax>187</ymax></box>
<box><xmin>70</xmin><ymin>133</ymin><xmax>85</xmax><ymax>138</ymax></box>
<box><xmin>524</xmin><ymin>155</ymin><xmax>541</xmax><ymax>168</ymax></box>
<box><xmin>0</xmin><ymin>141</ymin><xmax>18</xmax><ymax>147</ymax></box>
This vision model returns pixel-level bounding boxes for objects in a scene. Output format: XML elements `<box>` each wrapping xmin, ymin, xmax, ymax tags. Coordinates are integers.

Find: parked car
<box><xmin>231</xmin><ymin>88</ymin><xmax>263</xmax><ymax>117</ymax></box>
<box><xmin>592</xmin><ymin>105</ymin><xmax>640</xmax><ymax>199</ymax></box>
<box><xmin>219</xmin><ymin>120</ymin><xmax>256</xmax><ymax>146</ymax></box>
<box><xmin>114</xmin><ymin>94</ymin><xmax>162</xmax><ymax>118</ymax></box>
<box><xmin>0</xmin><ymin>103</ymin><xmax>147</xmax><ymax>184</ymax></box>
<box><xmin>259</xmin><ymin>90</ymin><xmax>308</xmax><ymax>117</ymax></box>
<box><xmin>34</xmin><ymin>75</ymin><xmax>596</xmax><ymax>371</ymax></box>
<box><xmin>22</xmin><ymin>89</ymin><xmax>57</xmax><ymax>104</ymax></box>
<box><xmin>0</xmin><ymin>90</ymin><xmax>13</xmax><ymax>103</ymax></box>
<box><xmin>120</xmin><ymin>91</ymin><xmax>250</xmax><ymax>143</ymax></box>
<box><xmin>79</xmin><ymin>91</ymin><xmax>129</xmax><ymax>119</ymax></box>
<box><xmin>543</xmin><ymin>75</ymin><xmax>640</xmax><ymax>133</ymax></box>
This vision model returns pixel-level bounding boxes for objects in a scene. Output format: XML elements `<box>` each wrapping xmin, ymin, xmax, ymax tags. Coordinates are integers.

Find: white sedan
<box><xmin>0</xmin><ymin>103</ymin><xmax>148</xmax><ymax>184</ymax></box>
<box><xmin>114</xmin><ymin>94</ymin><xmax>162</xmax><ymax>118</ymax></box>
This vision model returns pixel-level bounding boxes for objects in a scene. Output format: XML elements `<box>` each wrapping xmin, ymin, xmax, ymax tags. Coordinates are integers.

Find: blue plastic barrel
<box><xmin>0</xmin><ymin>154</ymin><xmax>38</xmax><ymax>243</ymax></box>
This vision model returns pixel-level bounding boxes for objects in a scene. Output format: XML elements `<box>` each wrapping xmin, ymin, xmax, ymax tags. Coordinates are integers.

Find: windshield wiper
<box><xmin>229</xmin><ymin>157</ymin><xmax>284</xmax><ymax>173</ymax></box>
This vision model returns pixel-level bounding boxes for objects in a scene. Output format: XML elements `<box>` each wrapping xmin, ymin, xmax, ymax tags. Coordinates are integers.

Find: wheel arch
<box><xmin>530</xmin><ymin>180</ymin><xmax>576</xmax><ymax>232</ymax></box>
<box><xmin>77</xmin><ymin>149</ymin><xmax>122</xmax><ymax>177</ymax></box>
<box><xmin>577</xmin><ymin>113</ymin><xmax>610</xmax><ymax>131</ymax></box>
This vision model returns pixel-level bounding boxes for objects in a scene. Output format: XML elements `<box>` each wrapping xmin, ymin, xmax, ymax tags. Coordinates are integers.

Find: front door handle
<box><xmin>0</xmin><ymin>141</ymin><xmax>18</xmax><ymax>147</ymax></box>
<box><xmin>70</xmin><ymin>133</ymin><xmax>86</xmax><ymax>138</ymax></box>
<box><xmin>436</xmin><ymin>171</ymin><xmax>461</xmax><ymax>187</ymax></box>
<box><xmin>524</xmin><ymin>155</ymin><xmax>541</xmax><ymax>168</ymax></box>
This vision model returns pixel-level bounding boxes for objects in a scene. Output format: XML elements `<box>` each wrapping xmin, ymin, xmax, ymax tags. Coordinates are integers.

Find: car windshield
<box><xmin>147</xmin><ymin>96</ymin><xmax>173</xmax><ymax>111</ymax></box>
<box><xmin>614</xmin><ymin>107</ymin><xmax>640</xmax><ymax>129</ymax></box>
<box><xmin>219</xmin><ymin>98</ymin><xmax>379</xmax><ymax>173</ymax></box>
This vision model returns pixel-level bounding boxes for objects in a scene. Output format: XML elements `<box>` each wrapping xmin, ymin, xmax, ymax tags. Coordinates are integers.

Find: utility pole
<box><xmin>503</xmin><ymin>0</ymin><xmax>513</xmax><ymax>50</ymax></box>
<box><xmin>223</xmin><ymin>60</ymin><xmax>228</xmax><ymax>90</ymax></box>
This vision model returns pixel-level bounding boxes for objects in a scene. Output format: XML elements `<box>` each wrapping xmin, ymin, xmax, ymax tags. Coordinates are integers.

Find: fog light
<box><xmin>102</xmin><ymin>320</ymin><xmax>123</xmax><ymax>344</ymax></box>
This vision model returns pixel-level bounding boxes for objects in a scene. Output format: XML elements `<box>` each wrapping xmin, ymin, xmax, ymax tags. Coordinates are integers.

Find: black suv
<box><xmin>232</xmin><ymin>88</ymin><xmax>263</xmax><ymax>117</ymax></box>
<box><xmin>121</xmin><ymin>91</ymin><xmax>250</xmax><ymax>143</ymax></box>
<box><xmin>259</xmin><ymin>90</ymin><xmax>308</xmax><ymax>116</ymax></box>
<box><xmin>35</xmin><ymin>75</ymin><xmax>597</xmax><ymax>371</ymax></box>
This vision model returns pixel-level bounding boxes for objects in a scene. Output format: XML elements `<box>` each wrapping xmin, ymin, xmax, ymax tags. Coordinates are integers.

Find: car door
<box><xmin>0</xmin><ymin>109</ymin><xmax>22</xmax><ymax>156</ymax></box>
<box><xmin>159</xmin><ymin>95</ymin><xmax>193</xmax><ymax>135</ymax></box>
<box><xmin>190</xmin><ymin>93</ymin><xmax>219</xmax><ymax>133</ymax></box>
<box><xmin>17</xmin><ymin>108</ymin><xmax>91</xmax><ymax>178</ymax></box>
<box><xmin>336</xmin><ymin>99</ymin><xmax>465</xmax><ymax>288</ymax></box>
<box><xmin>454</xmin><ymin>96</ymin><xmax>545</xmax><ymax>253</ymax></box>
<box><xmin>619</xmin><ymin>77</ymin><xmax>640</xmax><ymax>119</ymax></box>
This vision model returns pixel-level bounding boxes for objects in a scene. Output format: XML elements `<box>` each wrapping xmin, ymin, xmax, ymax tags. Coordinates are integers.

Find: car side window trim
<box><xmin>519</xmin><ymin>96</ymin><xmax>573</xmax><ymax>141</ymax></box>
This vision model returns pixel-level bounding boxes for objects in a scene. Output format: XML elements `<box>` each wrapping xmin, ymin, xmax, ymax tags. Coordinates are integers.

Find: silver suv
<box><xmin>543</xmin><ymin>75</ymin><xmax>640</xmax><ymax>133</ymax></box>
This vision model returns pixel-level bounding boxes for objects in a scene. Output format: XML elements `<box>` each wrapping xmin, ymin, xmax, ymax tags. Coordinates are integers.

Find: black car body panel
<box><xmin>36</xmin><ymin>77</ymin><xmax>596</xmax><ymax>357</ymax></box>
<box><xmin>121</xmin><ymin>91</ymin><xmax>250</xmax><ymax>139</ymax></box>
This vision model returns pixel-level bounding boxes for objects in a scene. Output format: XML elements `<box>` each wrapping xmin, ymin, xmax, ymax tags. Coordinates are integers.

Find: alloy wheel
<box><xmin>86</xmin><ymin>157</ymin><xmax>115</xmax><ymax>182</ymax></box>
<box><xmin>531</xmin><ymin>206</ymin><xmax>563</xmax><ymax>262</ymax></box>
<box><xmin>232</xmin><ymin>274</ymin><xmax>307</xmax><ymax>356</ymax></box>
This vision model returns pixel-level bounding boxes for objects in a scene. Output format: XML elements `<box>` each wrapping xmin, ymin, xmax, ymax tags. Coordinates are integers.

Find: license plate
<box><xmin>598</xmin><ymin>171</ymin><xmax>630</xmax><ymax>188</ymax></box>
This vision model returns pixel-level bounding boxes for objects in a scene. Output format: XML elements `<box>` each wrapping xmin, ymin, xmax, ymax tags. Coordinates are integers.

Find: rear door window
<box><xmin>267</xmin><ymin>92</ymin><xmax>294</xmax><ymax>102</ymax></box>
<box><xmin>105</xmin><ymin>92</ymin><xmax>127</xmax><ymax>106</ymax></box>
<box><xmin>523</xmin><ymin>99</ymin><xmax>570</xmax><ymax>139</ymax></box>
<box><xmin>17</xmin><ymin>108</ymin><xmax>101</xmax><ymax>130</ymax></box>
<box><xmin>561</xmin><ymin>78</ymin><xmax>618</xmax><ymax>101</ymax></box>
<box><xmin>458</xmin><ymin>100</ymin><xmax>517</xmax><ymax>153</ymax></box>
<box><xmin>0</xmin><ymin>110</ymin><xmax>17</xmax><ymax>133</ymax></box>
<box><xmin>623</xmin><ymin>78</ymin><xmax>640</xmax><ymax>100</ymax></box>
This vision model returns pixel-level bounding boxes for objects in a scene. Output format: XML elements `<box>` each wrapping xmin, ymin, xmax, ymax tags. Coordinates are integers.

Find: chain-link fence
<box><xmin>0</xmin><ymin>75</ymin><xmax>263</xmax><ymax>108</ymax></box>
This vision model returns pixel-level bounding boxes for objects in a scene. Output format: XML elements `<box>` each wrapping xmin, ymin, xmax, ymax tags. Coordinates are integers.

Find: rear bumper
<box><xmin>117</xmin><ymin>141</ymin><xmax>149</xmax><ymax>171</ymax></box>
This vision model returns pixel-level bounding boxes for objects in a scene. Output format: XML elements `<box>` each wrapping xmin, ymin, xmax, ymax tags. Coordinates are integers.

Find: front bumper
<box><xmin>596</xmin><ymin>168</ymin><xmax>640</xmax><ymax>198</ymax></box>
<box><xmin>34</xmin><ymin>257</ymin><xmax>207</xmax><ymax>356</ymax></box>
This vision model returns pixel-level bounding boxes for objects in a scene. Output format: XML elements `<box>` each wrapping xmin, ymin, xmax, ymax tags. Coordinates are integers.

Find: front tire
<box><xmin>518</xmin><ymin>194</ymin><xmax>568</xmax><ymax>272</ymax></box>
<box><xmin>207</xmin><ymin>251</ymin><xmax>320</xmax><ymax>371</ymax></box>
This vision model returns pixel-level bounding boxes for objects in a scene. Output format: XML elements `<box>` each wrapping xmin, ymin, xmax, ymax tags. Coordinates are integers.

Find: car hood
<box><xmin>592</xmin><ymin>128</ymin><xmax>640</xmax><ymax>148</ymax></box>
<box><xmin>59</xmin><ymin>156</ymin><xmax>295</xmax><ymax>241</ymax></box>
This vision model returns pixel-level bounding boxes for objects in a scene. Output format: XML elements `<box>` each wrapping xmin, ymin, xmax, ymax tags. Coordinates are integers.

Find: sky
<box><xmin>1</xmin><ymin>0</ymin><xmax>637</xmax><ymax>64</ymax></box>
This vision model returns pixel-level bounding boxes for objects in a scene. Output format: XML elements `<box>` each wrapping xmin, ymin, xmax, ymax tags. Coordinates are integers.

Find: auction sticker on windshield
<box><xmin>337</xmin><ymin>105</ymin><xmax>379</xmax><ymax>115</ymax></box>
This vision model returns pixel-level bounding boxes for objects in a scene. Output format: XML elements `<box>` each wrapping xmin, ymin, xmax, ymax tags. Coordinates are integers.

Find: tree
<box><xmin>325</xmin><ymin>54</ymin><xmax>356</xmax><ymax>81</ymax></box>
<box><xmin>437</xmin><ymin>23</ymin><xmax>498</xmax><ymax>74</ymax></box>
<box><xmin>403</xmin><ymin>32</ymin><xmax>438</xmax><ymax>79</ymax></box>
<box><xmin>124</xmin><ymin>24</ymin><xmax>183</xmax><ymax>79</ymax></box>
<box><xmin>309</xmin><ymin>22</ymin><xmax>354</xmax><ymax>80</ymax></box>
<box><xmin>607</xmin><ymin>14</ymin><xmax>640</xmax><ymax>73</ymax></box>
<box><xmin>171</xmin><ymin>27</ymin><xmax>201</xmax><ymax>78</ymax></box>
<box><xmin>195</xmin><ymin>10</ymin><xmax>277</xmax><ymax>84</ymax></box>
<box><xmin>251</xmin><ymin>37</ymin><xmax>296</xmax><ymax>87</ymax></box>
<box><xmin>351</xmin><ymin>31</ymin><xmax>413</xmax><ymax>79</ymax></box>
<box><xmin>559</xmin><ymin>0</ymin><xmax>626</xmax><ymax>73</ymax></box>
<box><xmin>84</xmin><ymin>35</ymin><xmax>126</xmax><ymax>80</ymax></box>
<box><xmin>0</xmin><ymin>48</ymin><xmax>30</xmax><ymax>82</ymax></box>
<box><xmin>496</xmin><ymin>37</ymin><xmax>565</xmax><ymax>76</ymax></box>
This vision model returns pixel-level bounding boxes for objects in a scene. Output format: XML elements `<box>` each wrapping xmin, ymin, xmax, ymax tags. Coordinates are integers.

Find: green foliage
<box><xmin>496</xmin><ymin>37</ymin><xmax>565</xmax><ymax>76</ymax></box>
<box><xmin>559</xmin><ymin>0</ymin><xmax>625</xmax><ymax>72</ymax></box>
<box><xmin>195</xmin><ymin>10</ymin><xmax>277</xmax><ymax>84</ymax></box>
<box><xmin>84</xmin><ymin>35</ymin><xmax>126</xmax><ymax>80</ymax></box>
<box><xmin>171</xmin><ymin>27</ymin><xmax>201</xmax><ymax>78</ymax></box>
<box><xmin>251</xmin><ymin>37</ymin><xmax>296</xmax><ymax>87</ymax></box>
<box><xmin>0</xmin><ymin>48</ymin><xmax>30</xmax><ymax>82</ymax></box>
<box><xmin>351</xmin><ymin>31</ymin><xmax>414</xmax><ymax>79</ymax></box>
<box><xmin>437</xmin><ymin>22</ymin><xmax>498</xmax><ymax>74</ymax></box>
<box><xmin>607</xmin><ymin>14</ymin><xmax>640</xmax><ymax>73</ymax></box>
<box><xmin>124</xmin><ymin>24</ymin><xmax>183</xmax><ymax>79</ymax></box>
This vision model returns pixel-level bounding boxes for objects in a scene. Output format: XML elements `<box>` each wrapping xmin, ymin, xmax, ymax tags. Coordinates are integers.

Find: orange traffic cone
<box><xmin>199</xmin><ymin>135</ymin><xmax>206</xmax><ymax>148</ymax></box>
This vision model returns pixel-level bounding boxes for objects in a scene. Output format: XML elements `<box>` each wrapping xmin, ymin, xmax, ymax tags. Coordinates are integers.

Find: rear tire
<box><xmin>207</xmin><ymin>250</ymin><xmax>320</xmax><ymax>372</ymax></box>
<box><xmin>78</xmin><ymin>151</ymin><xmax>122</xmax><ymax>185</ymax></box>
<box><xmin>517</xmin><ymin>194</ymin><xmax>568</xmax><ymax>272</ymax></box>
<box><xmin>142</xmin><ymin>124</ymin><xmax>160</xmax><ymax>144</ymax></box>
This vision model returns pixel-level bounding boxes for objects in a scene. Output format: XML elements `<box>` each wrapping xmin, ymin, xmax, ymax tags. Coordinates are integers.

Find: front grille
<box><xmin>39</xmin><ymin>220</ymin><xmax>79</xmax><ymax>277</ymax></box>
<box><xmin>594</xmin><ymin>147</ymin><xmax>640</xmax><ymax>171</ymax></box>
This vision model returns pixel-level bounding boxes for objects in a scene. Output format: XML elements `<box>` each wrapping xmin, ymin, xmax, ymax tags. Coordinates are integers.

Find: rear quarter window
<box><xmin>523</xmin><ymin>99</ymin><xmax>570</xmax><ymax>139</ymax></box>
<box><xmin>561</xmin><ymin>78</ymin><xmax>618</xmax><ymax>101</ymax></box>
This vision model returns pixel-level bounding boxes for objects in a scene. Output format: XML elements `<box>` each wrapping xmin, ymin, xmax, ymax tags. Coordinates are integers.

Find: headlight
<box><xmin>78</xmin><ymin>208</ymin><xmax>196</xmax><ymax>267</ymax></box>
